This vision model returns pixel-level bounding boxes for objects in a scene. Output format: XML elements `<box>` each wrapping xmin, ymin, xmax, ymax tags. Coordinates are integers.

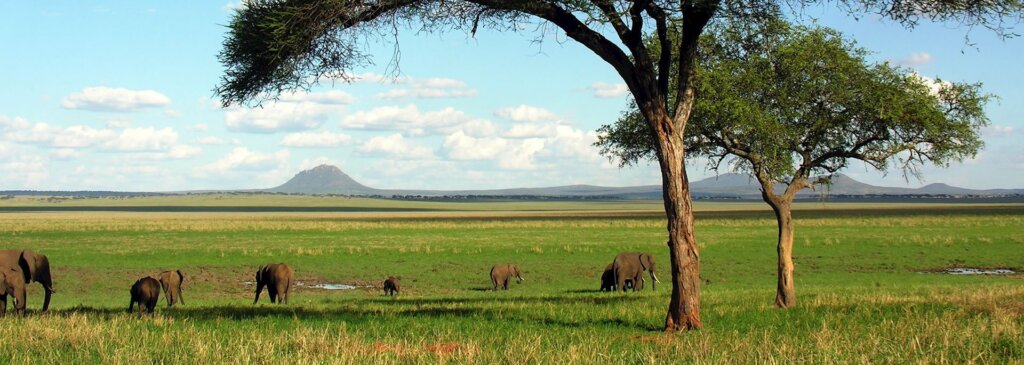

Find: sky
<box><xmin>0</xmin><ymin>2</ymin><xmax>1020</xmax><ymax>192</ymax></box>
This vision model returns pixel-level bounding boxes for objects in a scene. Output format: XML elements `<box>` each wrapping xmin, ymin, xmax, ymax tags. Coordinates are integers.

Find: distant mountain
<box><xmin>270</xmin><ymin>164</ymin><xmax>380</xmax><ymax>195</ymax></box>
<box><xmin>261</xmin><ymin>164</ymin><xmax>1024</xmax><ymax>199</ymax></box>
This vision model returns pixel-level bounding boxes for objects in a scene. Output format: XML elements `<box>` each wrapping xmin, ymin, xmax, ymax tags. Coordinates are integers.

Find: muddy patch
<box><xmin>922</xmin><ymin>267</ymin><xmax>1017</xmax><ymax>275</ymax></box>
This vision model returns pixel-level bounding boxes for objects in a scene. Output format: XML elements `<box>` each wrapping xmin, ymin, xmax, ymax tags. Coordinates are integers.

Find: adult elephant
<box><xmin>0</xmin><ymin>250</ymin><xmax>54</xmax><ymax>311</ymax></box>
<box><xmin>612</xmin><ymin>252</ymin><xmax>660</xmax><ymax>292</ymax></box>
<box><xmin>158</xmin><ymin>270</ymin><xmax>185</xmax><ymax>307</ymax></box>
<box><xmin>490</xmin><ymin>264</ymin><xmax>523</xmax><ymax>290</ymax></box>
<box><xmin>254</xmin><ymin>263</ymin><xmax>293</xmax><ymax>304</ymax></box>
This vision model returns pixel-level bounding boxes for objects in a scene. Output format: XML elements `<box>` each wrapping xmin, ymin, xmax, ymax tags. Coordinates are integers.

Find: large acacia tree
<box><xmin>216</xmin><ymin>0</ymin><xmax>1021</xmax><ymax>331</ymax></box>
<box><xmin>597</xmin><ymin>18</ymin><xmax>992</xmax><ymax>308</ymax></box>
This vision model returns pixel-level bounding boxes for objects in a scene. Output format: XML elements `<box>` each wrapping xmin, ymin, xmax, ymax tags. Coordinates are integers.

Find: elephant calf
<box><xmin>158</xmin><ymin>270</ymin><xmax>185</xmax><ymax>307</ymax></box>
<box><xmin>129</xmin><ymin>277</ymin><xmax>160</xmax><ymax>314</ymax></box>
<box><xmin>490</xmin><ymin>264</ymin><xmax>523</xmax><ymax>290</ymax></box>
<box><xmin>0</xmin><ymin>265</ymin><xmax>27</xmax><ymax>317</ymax></box>
<box><xmin>254</xmin><ymin>263</ymin><xmax>293</xmax><ymax>304</ymax></box>
<box><xmin>383</xmin><ymin>276</ymin><xmax>400</xmax><ymax>296</ymax></box>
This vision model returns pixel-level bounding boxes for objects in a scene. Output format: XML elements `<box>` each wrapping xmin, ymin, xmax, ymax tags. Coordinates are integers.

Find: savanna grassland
<box><xmin>0</xmin><ymin>196</ymin><xmax>1022</xmax><ymax>364</ymax></box>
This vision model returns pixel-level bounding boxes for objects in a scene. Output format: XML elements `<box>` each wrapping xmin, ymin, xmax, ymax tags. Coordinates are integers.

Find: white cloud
<box><xmin>588</xmin><ymin>82</ymin><xmax>629</xmax><ymax>98</ymax></box>
<box><xmin>106</xmin><ymin>117</ymin><xmax>132</xmax><ymax>129</ymax></box>
<box><xmin>495</xmin><ymin>105</ymin><xmax>559</xmax><ymax>122</ymax></box>
<box><xmin>224</xmin><ymin>90</ymin><xmax>352</xmax><ymax>133</ymax></box>
<box><xmin>341</xmin><ymin>105</ymin><xmax>481</xmax><ymax>136</ymax></box>
<box><xmin>982</xmin><ymin>125</ymin><xmax>1014</xmax><ymax>138</ymax></box>
<box><xmin>0</xmin><ymin>156</ymin><xmax>48</xmax><ymax>189</ymax></box>
<box><xmin>5</xmin><ymin>122</ymin><xmax>114</xmax><ymax>148</ymax></box>
<box><xmin>375</xmin><ymin>77</ymin><xmax>477</xmax><ymax>100</ymax></box>
<box><xmin>357</xmin><ymin>134</ymin><xmax>435</xmax><ymax>160</ymax></box>
<box><xmin>280</xmin><ymin>131</ymin><xmax>352</xmax><ymax>148</ymax></box>
<box><xmin>101</xmin><ymin>127</ymin><xmax>178</xmax><ymax>151</ymax></box>
<box><xmin>504</xmin><ymin>123</ymin><xmax>601</xmax><ymax>161</ymax></box>
<box><xmin>51</xmin><ymin>148</ymin><xmax>84</xmax><ymax>160</ymax></box>
<box><xmin>60</xmin><ymin>87</ymin><xmax>171</xmax><ymax>112</ymax></box>
<box><xmin>898</xmin><ymin>52</ymin><xmax>933</xmax><ymax>67</ymax></box>
<box><xmin>164</xmin><ymin>109</ymin><xmax>182</xmax><ymax>118</ymax></box>
<box><xmin>188</xmin><ymin>123</ymin><xmax>209</xmax><ymax>132</ymax></box>
<box><xmin>443</xmin><ymin>130</ymin><xmax>545</xmax><ymax>169</ymax></box>
<box><xmin>197</xmin><ymin>136</ymin><xmax>228</xmax><ymax>145</ymax></box>
<box><xmin>298</xmin><ymin>156</ymin><xmax>340</xmax><ymax>171</ymax></box>
<box><xmin>911</xmin><ymin>73</ymin><xmax>953</xmax><ymax>96</ymax></box>
<box><xmin>200</xmin><ymin>147</ymin><xmax>290</xmax><ymax>174</ymax></box>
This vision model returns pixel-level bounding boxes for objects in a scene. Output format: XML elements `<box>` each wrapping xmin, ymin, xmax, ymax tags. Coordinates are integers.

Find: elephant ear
<box><xmin>0</xmin><ymin>271</ymin><xmax>7</xmax><ymax>293</ymax></box>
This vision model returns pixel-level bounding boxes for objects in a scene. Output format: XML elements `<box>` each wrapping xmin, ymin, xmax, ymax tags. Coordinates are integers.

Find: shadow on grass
<box><xmin>41</xmin><ymin>293</ymin><xmax>662</xmax><ymax>331</ymax></box>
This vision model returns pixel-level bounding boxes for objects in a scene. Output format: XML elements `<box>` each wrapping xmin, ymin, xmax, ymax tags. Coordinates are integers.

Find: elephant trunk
<box><xmin>36</xmin><ymin>257</ymin><xmax>54</xmax><ymax>311</ymax></box>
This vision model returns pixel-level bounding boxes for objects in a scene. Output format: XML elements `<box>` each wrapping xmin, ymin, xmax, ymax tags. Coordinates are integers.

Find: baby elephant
<box><xmin>383</xmin><ymin>276</ymin><xmax>400</xmax><ymax>296</ymax></box>
<box><xmin>254</xmin><ymin>263</ymin><xmax>293</xmax><ymax>304</ymax></box>
<box><xmin>490</xmin><ymin>264</ymin><xmax>524</xmax><ymax>290</ymax></box>
<box><xmin>0</xmin><ymin>265</ymin><xmax>27</xmax><ymax>317</ymax></box>
<box><xmin>129</xmin><ymin>277</ymin><xmax>161</xmax><ymax>314</ymax></box>
<box><xmin>158</xmin><ymin>270</ymin><xmax>185</xmax><ymax>307</ymax></box>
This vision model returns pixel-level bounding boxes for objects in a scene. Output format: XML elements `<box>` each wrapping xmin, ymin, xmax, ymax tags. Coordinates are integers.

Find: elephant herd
<box><xmin>0</xmin><ymin>249</ymin><xmax>660</xmax><ymax>316</ymax></box>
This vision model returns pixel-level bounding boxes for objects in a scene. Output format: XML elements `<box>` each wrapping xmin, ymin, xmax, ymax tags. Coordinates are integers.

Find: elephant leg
<box><xmin>178</xmin><ymin>287</ymin><xmax>185</xmax><ymax>306</ymax></box>
<box><xmin>254</xmin><ymin>283</ymin><xmax>265</xmax><ymax>304</ymax></box>
<box><xmin>0</xmin><ymin>294</ymin><xmax>7</xmax><ymax>317</ymax></box>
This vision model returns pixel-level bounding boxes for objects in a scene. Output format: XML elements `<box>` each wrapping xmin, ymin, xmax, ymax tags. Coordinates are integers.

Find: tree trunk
<box><xmin>770</xmin><ymin>201</ymin><xmax>796</xmax><ymax>308</ymax></box>
<box><xmin>648</xmin><ymin>108</ymin><xmax>702</xmax><ymax>332</ymax></box>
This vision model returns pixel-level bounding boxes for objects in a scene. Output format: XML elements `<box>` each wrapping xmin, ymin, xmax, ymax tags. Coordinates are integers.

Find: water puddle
<box><xmin>924</xmin><ymin>267</ymin><xmax>1017</xmax><ymax>275</ymax></box>
<box><xmin>242</xmin><ymin>281</ymin><xmax>364</xmax><ymax>290</ymax></box>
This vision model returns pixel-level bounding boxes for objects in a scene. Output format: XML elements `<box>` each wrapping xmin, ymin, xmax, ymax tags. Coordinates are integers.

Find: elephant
<box><xmin>612</xmin><ymin>252</ymin><xmax>660</xmax><ymax>292</ymax></box>
<box><xmin>158</xmin><ymin>270</ymin><xmax>185</xmax><ymax>307</ymax></box>
<box><xmin>0</xmin><ymin>249</ymin><xmax>55</xmax><ymax>311</ymax></box>
<box><xmin>254</xmin><ymin>263</ymin><xmax>293</xmax><ymax>304</ymax></box>
<box><xmin>383</xmin><ymin>276</ymin><xmax>400</xmax><ymax>296</ymax></box>
<box><xmin>600</xmin><ymin>263</ymin><xmax>635</xmax><ymax>292</ymax></box>
<box><xmin>490</xmin><ymin>264</ymin><xmax>523</xmax><ymax>290</ymax></box>
<box><xmin>0</xmin><ymin>265</ymin><xmax>27</xmax><ymax>317</ymax></box>
<box><xmin>128</xmin><ymin>276</ymin><xmax>160</xmax><ymax>314</ymax></box>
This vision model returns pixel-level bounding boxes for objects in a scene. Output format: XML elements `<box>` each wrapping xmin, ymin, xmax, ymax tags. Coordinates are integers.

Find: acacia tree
<box><xmin>215</xmin><ymin>0</ymin><xmax>1020</xmax><ymax>331</ymax></box>
<box><xmin>596</xmin><ymin>18</ymin><xmax>992</xmax><ymax>308</ymax></box>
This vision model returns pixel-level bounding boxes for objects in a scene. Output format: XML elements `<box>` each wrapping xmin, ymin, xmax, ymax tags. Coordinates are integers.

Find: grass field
<box><xmin>0</xmin><ymin>197</ymin><xmax>1021</xmax><ymax>363</ymax></box>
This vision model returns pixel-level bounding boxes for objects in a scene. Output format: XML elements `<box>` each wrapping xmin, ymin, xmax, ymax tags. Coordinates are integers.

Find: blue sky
<box><xmin>0</xmin><ymin>2</ymin><xmax>1020</xmax><ymax>192</ymax></box>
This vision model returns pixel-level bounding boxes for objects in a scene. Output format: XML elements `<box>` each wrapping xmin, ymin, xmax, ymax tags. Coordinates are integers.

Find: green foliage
<box><xmin>596</xmin><ymin>18</ymin><xmax>992</xmax><ymax>189</ymax></box>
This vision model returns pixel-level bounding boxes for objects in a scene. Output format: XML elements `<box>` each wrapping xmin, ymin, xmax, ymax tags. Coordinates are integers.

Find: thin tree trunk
<box><xmin>647</xmin><ymin>108</ymin><xmax>702</xmax><ymax>332</ymax></box>
<box><xmin>770</xmin><ymin>201</ymin><xmax>796</xmax><ymax>308</ymax></box>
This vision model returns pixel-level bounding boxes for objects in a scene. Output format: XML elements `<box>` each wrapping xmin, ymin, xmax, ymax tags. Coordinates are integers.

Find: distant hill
<box><xmin>261</xmin><ymin>164</ymin><xmax>1024</xmax><ymax>199</ymax></box>
<box><xmin>4</xmin><ymin>164</ymin><xmax>1022</xmax><ymax>200</ymax></box>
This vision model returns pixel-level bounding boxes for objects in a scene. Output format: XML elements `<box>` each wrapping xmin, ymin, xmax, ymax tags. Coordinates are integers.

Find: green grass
<box><xmin>0</xmin><ymin>200</ymin><xmax>1022</xmax><ymax>363</ymax></box>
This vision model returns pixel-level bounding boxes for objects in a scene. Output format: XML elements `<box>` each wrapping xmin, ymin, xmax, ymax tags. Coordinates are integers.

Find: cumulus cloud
<box><xmin>898</xmin><ymin>52</ymin><xmax>933</xmax><ymax>67</ymax></box>
<box><xmin>983</xmin><ymin>125</ymin><xmax>1015</xmax><ymax>138</ymax></box>
<box><xmin>357</xmin><ymin>134</ymin><xmax>435</xmax><ymax>160</ymax></box>
<box><xmin>61</xmin><ymin>87</ymin><xmax>171</xmax><ymax>112</ymax></box>
<box><xmin>101</xmin><ymin>127</ymin><xmax>178</xmax><ymax>151</ymax></box>
<box><xmin>200</xmin><ymin>147</ymin><xmax>289</xmax><ymax>174</ymax></box>
<box><xmin>50</xmin><ymin>148</ymin><xmax>81</xmax><ymax>160</ymax></box>
<box><xmin>495</xmin><ymin>105</ymin><xmax>559</xmax><ymax>122</ymax></box>
<box><xmin>280</xmin><ymin>131</ymin><xmax>352</xmax><ymax>148</ymax></box>
<box><xmin>504</xmin><ymin>123</ymin><xmax>601</xmax><ymax>161</ymax></box>
<box><xmin>342</xmin><ymin>105</ymin><xmax>485</xmax><ymax>136</ymax></box>
<box><xmin>0</xmin><ymin>155</ymin><xmax>49</xmax><ymax>189</ymax></box>
<box><xmin>443</xmin><ymin>130</ymin><xmax>545</xmax><ymax>169</ymax></box>
<box><xmin>375</xmin><ymin>77</ymin><xmax>477</xmax><ymax>100</ymax></box>
<box><xmin>197</xmin><ymin>136</ymin><xmax>228</xmax><ymax>145</ymax></box>
<box><xmin>911</xmin><ymin>73</ymin><xmax>953</xmax><ymax>96</ymax></box>
<box><xmin>106</xmin><ymin>118</ymin><xmax>132</xmax><ymax>129</ymax></box>
<box><xmin>224</xmin><ymin>90</ymin><xmax>352</xmax><ymax>133</ymax></box>
<box><xmin>588</xmin><ymin>82</ymin><xmax>629</xmax><ymax>98</ymax></box>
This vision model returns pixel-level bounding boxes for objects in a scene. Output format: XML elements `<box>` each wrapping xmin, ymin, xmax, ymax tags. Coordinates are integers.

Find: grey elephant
<box><xmin>128</xmin><ymin>276</ymin><xmax>160</xmax><ymax>314</ymax></box>
<box><xmin>383</xmin><ymin>276</ymin><xmax>400</xmax><ymax>296</ymax></box>
<box><xmin>254</xmin><ymin>263</ymin><xmax>293</xmax><ymax>304</ymax></box>
<box><xmin>158</xmin><ymin>270</ymin><xmax>185</xmax><ymax>307</ymax></box>
<box><xmin>490</xmin><ymin>264</ymin><xmax>523</xmax><ymax>290</ymax></box>
<box><xmin>612</xmin><ymin>252</ymin><xmax>660</xmax><ymax>292</ymax></box>
<box><xmin>0</xmin><ymin>249</ymin><xmax>55</xmax><ymax>311</ymax></box>
<box><xmin>0</xmin><ymin>265</ymin><xmax>27</xmax><ymax>317</ymax></box>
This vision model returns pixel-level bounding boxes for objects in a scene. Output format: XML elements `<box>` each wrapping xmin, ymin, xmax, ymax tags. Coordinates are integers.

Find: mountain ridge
<box><xmin>262</xmin><ymin>164</ymin><xmax>1024</xmax><ymax>198</ymax></box>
